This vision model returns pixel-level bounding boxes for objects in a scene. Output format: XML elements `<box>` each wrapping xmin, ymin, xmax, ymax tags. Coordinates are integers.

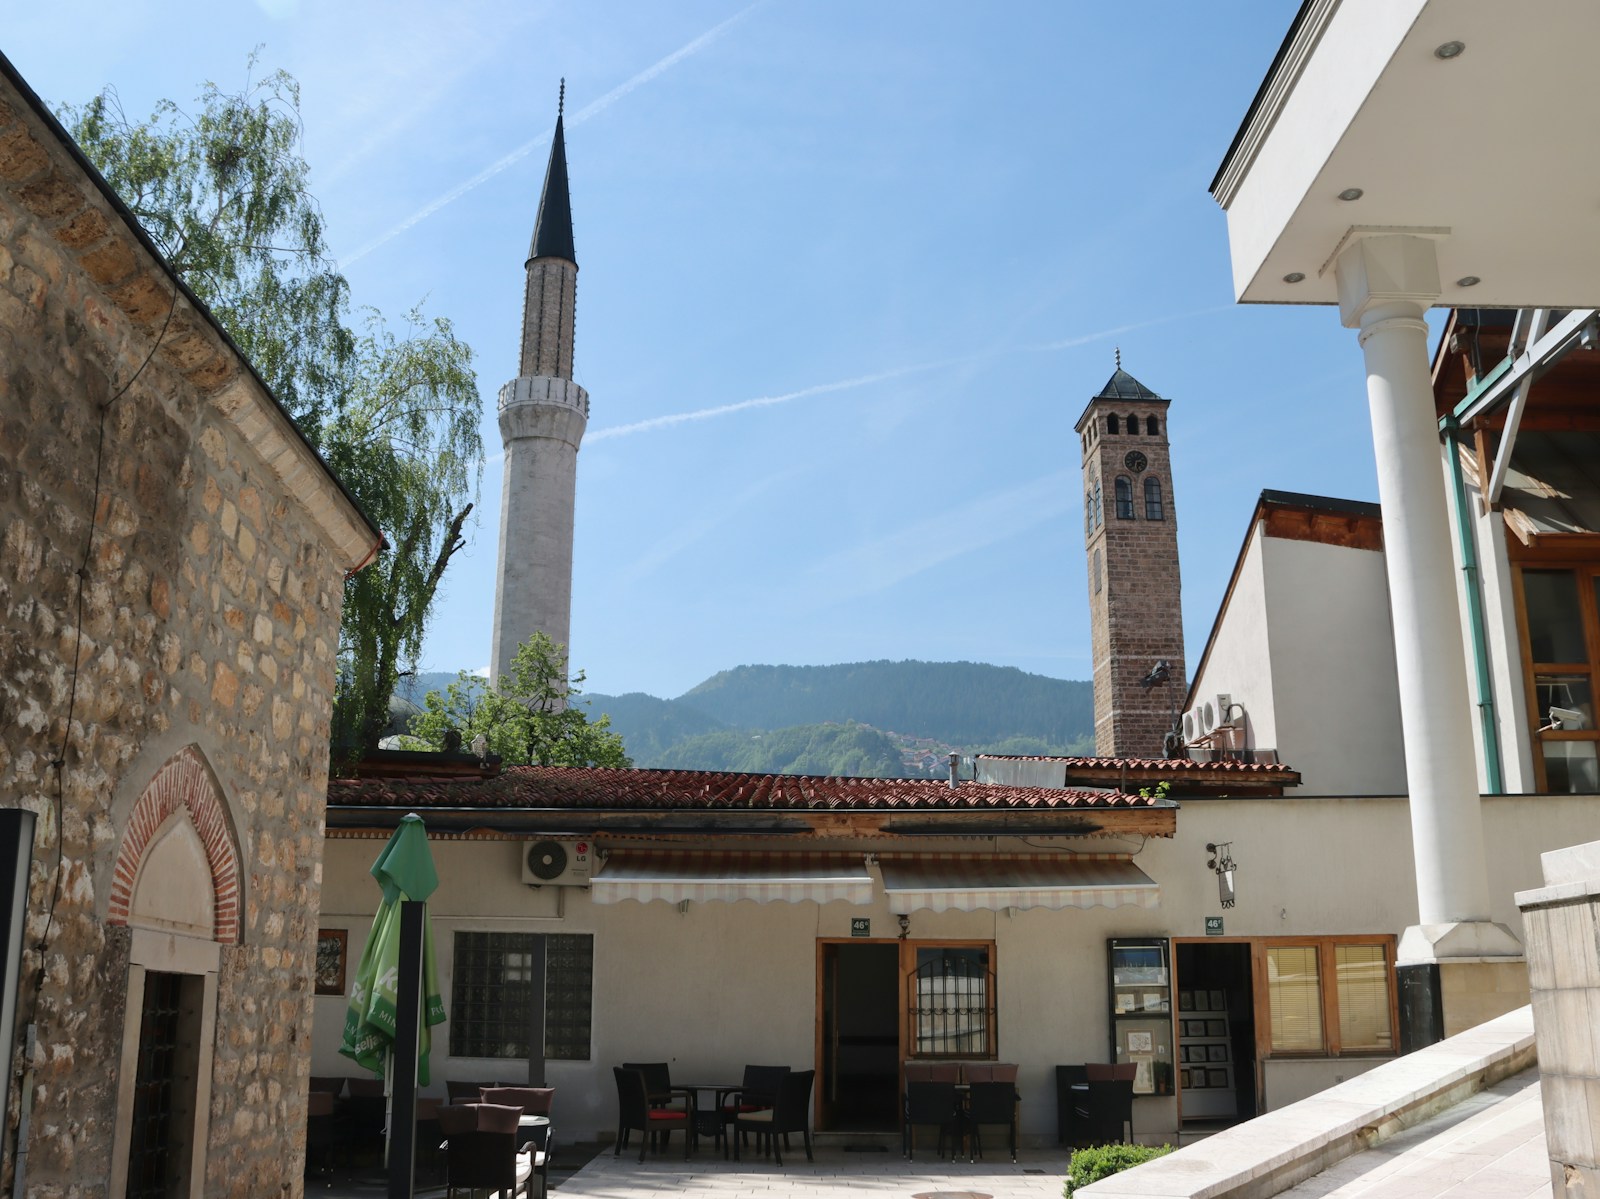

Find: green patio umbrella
<box><xmin>339</xmin><ymin>813</ymin><xmax>447</xmax><ymax>1084</ymax></box>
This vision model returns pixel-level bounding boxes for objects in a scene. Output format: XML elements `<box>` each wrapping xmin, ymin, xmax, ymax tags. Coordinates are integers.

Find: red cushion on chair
<box><xmin>646</xmin><ymin>1110</ymin><xmax>687</xmax><ymax>1122</ymax></box>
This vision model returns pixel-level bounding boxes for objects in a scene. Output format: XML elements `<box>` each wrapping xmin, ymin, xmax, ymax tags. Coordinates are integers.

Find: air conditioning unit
<box><xmin>1213</xmin><ymin>693</ymin><xmax>1235</xmax><ymax>728</ymax></box>
<box><xmin>1182</xmin><ymin>707</ymin><xmax>1202</xmax><ymax>744</ymax></box>
<box><xmin>521</xmin><ymin>839</ymin><xmax>593</xmax><ymax>887</ymax></box>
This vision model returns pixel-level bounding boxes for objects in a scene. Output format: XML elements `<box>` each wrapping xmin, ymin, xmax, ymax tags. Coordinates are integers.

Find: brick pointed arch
<box><xmin>108</xmin><ymin>745</ymin><xmax>242</xmax><ymax>944</ymax></box>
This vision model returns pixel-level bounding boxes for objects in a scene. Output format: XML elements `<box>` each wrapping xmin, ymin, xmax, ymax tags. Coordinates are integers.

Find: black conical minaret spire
<box><xmin>529</xmin><ymin>80</ymin><xmax>576</xmax><ymax>265</ymax></box>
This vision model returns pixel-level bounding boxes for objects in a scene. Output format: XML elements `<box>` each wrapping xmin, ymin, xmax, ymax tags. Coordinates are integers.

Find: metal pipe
<box><xmin>1441</xmin><ymin>417</ymin><xmax>1505</xmax><ymax>794</ymax></box>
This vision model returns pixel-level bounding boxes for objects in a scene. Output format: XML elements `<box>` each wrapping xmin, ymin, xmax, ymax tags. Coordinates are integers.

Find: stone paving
<box><xmin>553</xmin><ymin>1144</ymin><xmax>1076</xmax><ymax>1199</ymax></box>
<box><xmin>1278</xmin><ymin>1071</ymin><xmax>1550</xmax><ymax>1199</ymax></box>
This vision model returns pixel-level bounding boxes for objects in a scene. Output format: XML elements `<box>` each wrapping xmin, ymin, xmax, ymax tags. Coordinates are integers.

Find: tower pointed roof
<box><xmin>1093</xmin><ymin>368</ymin><xmax>1164</xmax><ymax>402</ymax></box>
<box><xmin>528</xmin><ymin>92</ymin><xmax>575</xmax><ymax>265</ymax></box>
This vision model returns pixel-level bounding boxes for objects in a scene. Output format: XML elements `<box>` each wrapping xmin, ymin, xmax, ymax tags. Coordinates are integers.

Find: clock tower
<box><xmin>1073</xmin><ymin>360</ymin><xmax>1186</xmax><ymax>758</ymax></box>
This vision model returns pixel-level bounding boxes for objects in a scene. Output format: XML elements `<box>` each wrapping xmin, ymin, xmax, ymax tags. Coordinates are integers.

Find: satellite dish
<box><xmin>526</xmin><ymin>840</ymin><xmax>569</xmax><ymax>882</ymax></box>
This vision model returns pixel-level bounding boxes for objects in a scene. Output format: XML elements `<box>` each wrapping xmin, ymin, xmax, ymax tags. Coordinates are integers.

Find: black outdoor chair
<box><xmin>720</xmin><ymin>1064</ymin><xmax>789</xmax><ymax>1156</ymax></box>
<box><xmin>903</xmin><ymin>1080</ymin><xmax>962</xmax><ymax>1159</ymax></box>
<box><xmin>304</xmin><ymin>1089</ymin><xmax>339</xmax><ymax>1180</ymax></box>
<box><xmin>731</xmin><ymin>1068</ymin><xmax>814</xmax><ymax>1165</ymax></box>
<box><xmin>620</xmin><ymin>1061</ymin><xmax>692</xmax><ymax>1150</ymax></box>
<box><xmin>1073</xmin><ymin>1063</ymin><xmax>1136</xmax><ymax>1144</ymax></box>
<box><xmin>480</xmin><ymin>1086</ymin><xmax>555</xmax><ymax>1194</ymax></box>
<box><xmin>965</xmin><ymin>1080</ymin><xmax>1019</xmax><ymax>1162</ymax></box>
<box><xmin>342</xmin><ymin>1077</ymin><xmax>387</xmax><ymax>1165</ymax></box>
<box><xmin>613</xmin><ymin>1066</ymin><xmax>692</xmax><ymax>1162</ymax></box>
<box><xmin>437</xmin><ymin>1102</ymin><xmax>533</xmax><ymax>1199</ymax></box>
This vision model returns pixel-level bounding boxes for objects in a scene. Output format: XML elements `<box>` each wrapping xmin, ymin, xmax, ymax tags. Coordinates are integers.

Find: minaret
<box><xmin>1074</xmin><ymin>354</ymin><xmax>1186</xmax><ymax>758</ymax></box>
<box><xmin>491</xmin><ymin>83</ymin><xmax>588</xmax><ymax>687</ymax></box>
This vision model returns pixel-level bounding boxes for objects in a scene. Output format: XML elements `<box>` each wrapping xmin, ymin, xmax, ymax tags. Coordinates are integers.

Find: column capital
<box><xmin>1332</xmin><ymin>231</ymin><xmax>1444</xmax><ymax>329</ymax></box>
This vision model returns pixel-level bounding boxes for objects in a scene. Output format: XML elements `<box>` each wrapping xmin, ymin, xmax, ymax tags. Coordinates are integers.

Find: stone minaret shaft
<box><xmin>1074</xmin><ymin>365</ymin><xmax>1186</xmax><ymax>758</ymax></box>
<box><xmin>491</xmin><ymin>101</ymin><xmax>588</xmax><ymax>688</ymax></box>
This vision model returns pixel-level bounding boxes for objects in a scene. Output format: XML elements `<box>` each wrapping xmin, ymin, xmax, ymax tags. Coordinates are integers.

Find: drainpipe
<box><xmin>1440</xmin><ymin>415</ymin><xmax>1505</xmax><ymax>794</ymax></box>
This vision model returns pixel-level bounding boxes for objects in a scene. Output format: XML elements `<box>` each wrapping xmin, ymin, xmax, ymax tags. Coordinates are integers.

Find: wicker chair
<box><xmin>720</xmin><ymin>1064</ymin><xmax>788</xmax><ymax>1158</ymax></box>
<box><xmin>965</xmin><ymin>1080</ymin><xmax>1020</xmax><ymax>1162</ymax></box>
<box><xmin>731</xmin><ymin>1069</ymin><xmax>813</xmax><ymax>1166</ymax></box>
<box><xmin>613</xmin><ymin>1067</ymin><xmax>692</xmax><ymax>1162</ymax></box>
<box><xmin>1074</xmin><ymin>1063</ymin><xmax>1136</xmax><ymax>1144</ymax></box>
<box><xmin>479</xmin><ymin>1087</ymin><xmax>554</xmax><ymax>1193</ymax></box>
<box><xmin>903</xmin><ymin>1080</ymin><xmax>962</xmax><ymax>1159</ymax></box>
<box><xmin>437</xmin><ymin>1102</ymin><xmax>533</xmax><ymax>1199</ymax></box>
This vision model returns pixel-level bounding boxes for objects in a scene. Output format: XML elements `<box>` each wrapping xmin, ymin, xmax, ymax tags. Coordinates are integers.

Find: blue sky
<box><xmin>7</xmin><ymin>2</ymin><xmax>1386</xmax><ymax>700</ymax></box>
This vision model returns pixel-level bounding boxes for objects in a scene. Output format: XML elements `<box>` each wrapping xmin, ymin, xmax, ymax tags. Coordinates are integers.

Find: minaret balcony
<box><xmin>498</xmin><ymin>376</ymin><xmax>590</xmax><ymax>418</ymax></box>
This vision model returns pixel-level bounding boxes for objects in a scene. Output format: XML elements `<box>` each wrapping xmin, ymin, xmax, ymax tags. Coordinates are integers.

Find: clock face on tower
<box><xmin>1124</xmin><ymin>450</ymin><xmax>1148</xmax><ymax>474</ymax></box>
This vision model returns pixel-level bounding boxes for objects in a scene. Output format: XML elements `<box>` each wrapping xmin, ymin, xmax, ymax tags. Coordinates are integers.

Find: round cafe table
<box><xmin>677</xmin><ymin>1083</ymin><xmax>744</xmax><ymax>1151</ymax></box>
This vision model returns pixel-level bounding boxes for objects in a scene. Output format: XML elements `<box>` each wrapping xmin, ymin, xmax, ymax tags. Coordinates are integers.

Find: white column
<box><xmin>1335</xmin><ymin>234</ymin><xmax>1490</xmax><ymax>928</ymax></box>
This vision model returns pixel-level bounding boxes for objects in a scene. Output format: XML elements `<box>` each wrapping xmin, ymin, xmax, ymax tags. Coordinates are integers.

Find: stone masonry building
<box><xmin>1075</xmin><ymin>365</ymin><xmax>1186</xmax><ymax>757</ymax></box>
<box><xmin>0</xmin><ymin>54</ymin><xmax>379</xmax><ymax>1196</ymax></box>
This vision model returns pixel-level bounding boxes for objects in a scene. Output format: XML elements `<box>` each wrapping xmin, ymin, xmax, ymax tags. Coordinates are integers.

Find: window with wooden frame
<box><xmin>1513</xmin><ymin>561</ymin><xmax>1600</xmax><ymax>792</ymax></box>
<box><xmin>1256</xmin><ymin>937</ymin><xmax>1396</xmax><ymax>1057</ymax></box>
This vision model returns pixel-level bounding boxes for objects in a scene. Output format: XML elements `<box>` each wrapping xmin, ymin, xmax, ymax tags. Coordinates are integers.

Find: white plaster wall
<box><xmin>1261</xmin><ymin>535</ymin><xmax>1407</xmax><ymax>795</ymax></box>
<box><xmin>310</xmin><ymin>795</ymin><xmax>1600</xmax><ymax>1143</ymax></box>
<box><xmin>1477</xmin><ymin>498</ymin><xmax>1538</xmax><ymax>792</ymax></box>
<box><xmin>1191</xmin><ymin>524</ymin><xmax>1279</xmax><ymax>753</ymax></box>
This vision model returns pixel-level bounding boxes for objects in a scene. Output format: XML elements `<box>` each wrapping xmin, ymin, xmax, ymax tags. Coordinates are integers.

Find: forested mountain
<box><xmin>409</xmin><ymin>660</ymin><xmax>1095</xmax><ymax>777</ymax></box>
<box><xmin>575</xmin><ymin>691</ymin><xmax>725</xmax><ymax>759</ymax></box>
<box><xmin>653</xmin><ymin>722</ymin><xmax>906</xmax><ymax>777</ymax></box>
<box><xmin>680</xmin><ymin>661</ymin><xmax>1092</xmax><ymax>745</ymax></box>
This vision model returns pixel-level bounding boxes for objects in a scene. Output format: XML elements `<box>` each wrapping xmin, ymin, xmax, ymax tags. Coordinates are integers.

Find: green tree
<box><xmin>63</xmin><ymin>58</ymin><xmax>482</xmax><ymax>755</ymax></box>
<box><xmin>411</xmin><ymin>634</ymin><xmax>631</xmax><ymax>768</ymax></box>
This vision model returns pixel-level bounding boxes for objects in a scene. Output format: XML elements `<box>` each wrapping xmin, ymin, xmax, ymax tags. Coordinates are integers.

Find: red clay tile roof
<box><xmin>980</xmin><ymin>754</ymin><xmax>1298</xmax><ymax>778</ymax></box>
<box><xmin>328</xmin><ymin>765</ymin><xmax>1166</xmax><ymax>812</ymax></box>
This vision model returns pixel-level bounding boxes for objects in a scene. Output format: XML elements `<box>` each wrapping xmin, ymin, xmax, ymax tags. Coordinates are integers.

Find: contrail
<box><xmin>585</xmin><ymin>358</ymin><xmax>968</xmax><ymax>442</ymax></box>
<box><xmin>586</xmin><ymin>306</ymin><xmax>1230</xmax><ymax>443</ymax></box>
<box><xmin>341</xmin><ymin>2</ymin><xmax>765</xmax><ymax>265</ymax></box>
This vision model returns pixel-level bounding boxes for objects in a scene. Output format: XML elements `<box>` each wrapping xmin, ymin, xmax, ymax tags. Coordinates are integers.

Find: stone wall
<box><xmin>1079</xmin><ymin>400</ymin><xmax>1186</xmax><ymax>758</ymax></box>
<box><xmin>0</xmin><ymin>66</ymin><xmax>374</xmax><ymax>1196</ymax></box>
<box><xmin>1517</xmin><ymin>840</ymin><xmax>1600</xmax><ymax>1198</ymax></box>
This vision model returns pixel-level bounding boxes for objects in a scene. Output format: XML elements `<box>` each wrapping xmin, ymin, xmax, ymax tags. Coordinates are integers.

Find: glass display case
<box><xmin>1107</xmin><ymin>937</ymin><xmax>1174</xmax><ymax>1096</ymax></box>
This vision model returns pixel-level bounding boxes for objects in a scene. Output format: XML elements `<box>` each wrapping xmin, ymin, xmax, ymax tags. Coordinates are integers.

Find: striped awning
<box><xmin>590</xmin><ymin>852</ymin><xmax>874</xmax><ymax>906</ymax></box>
<box><xmin>878</xmin><ymin>855</ymin><xmax>1160</xmax><ymax>913</ymax></box>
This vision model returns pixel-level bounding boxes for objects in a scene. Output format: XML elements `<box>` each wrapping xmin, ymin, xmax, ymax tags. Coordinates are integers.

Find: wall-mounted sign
<box><xmin>850</xmin><ymin>918</ymin><xmax>870</xmax><ymax>938</ymax></box>
<box><xmin>1205</xmin><ymin>916</ymin><xmax>1225</xmax><ymax>936</ymax></box>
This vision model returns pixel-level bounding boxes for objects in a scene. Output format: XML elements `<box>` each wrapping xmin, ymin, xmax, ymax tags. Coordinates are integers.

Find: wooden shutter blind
<box><xmin>1267</xmin><ymin>945</ymin><xmax>1323</xmax><ymax>1053</ymax></box>
<box><xmin>1335</xmin><ymin>944</ymin><xmax>1392</xmax><ymax>1052</ymax></box>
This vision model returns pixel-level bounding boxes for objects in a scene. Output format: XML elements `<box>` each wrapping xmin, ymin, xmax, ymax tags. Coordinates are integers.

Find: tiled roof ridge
<box><xmin>975</xmin><ymin>753</ymin><xmax>1295</xmax><ymax>774</ymax></box>
<box><xmin>326</xmin><ymin>763</ymin><xmax>1161</xmax><ymax>811</ymax></box>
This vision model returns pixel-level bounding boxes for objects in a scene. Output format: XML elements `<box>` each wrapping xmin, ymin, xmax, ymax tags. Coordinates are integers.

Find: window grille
<box><xmin>907</xmin><ymin>947</ymin><xmax>996</xmax><ymax>1057</ymax></box>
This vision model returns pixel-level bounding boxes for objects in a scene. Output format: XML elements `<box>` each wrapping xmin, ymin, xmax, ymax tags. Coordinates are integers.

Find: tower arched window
<box><xmin>1092</xmin><ymin>477</ymin><xmax>1103</xmax><ymax>529</ymax></box>
<box><xmin>1085</xmin><ymin>493</ymin><xmax>1093</xmax><ymax>540</ymax></box>
<box><xmin>1107</xmin><ymin>414</ymin><xmax>1119</xmax><ymax>435</ymax></box>
<box><xmin>1145</xmin><ymin>476</ymin><xmax>1165</xmax><ymax>521</ymax></box>
<box><xmin>1147</xmin><ymin>414</ymin><xmax>1160</xmax><ymax>437</ymax></box>
<box><xmin>1128</xmin><ymin>413</ymin><xmax>1141</xmax><ymax>435</ymax></box>
<box><xmin>1093</xmin><ymin>548</ymin><xmax>1102</xmax><ymax>594</ymax></box>
<box><xmin>1114</xmin><ymin>476</ymin><xmax>1134</xmax><ymax>519</ymax></box>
